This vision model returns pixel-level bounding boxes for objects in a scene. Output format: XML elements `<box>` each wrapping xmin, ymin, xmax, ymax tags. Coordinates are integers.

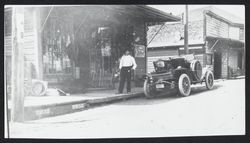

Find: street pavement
<box><xmin>8</xmin><ymin>78</ymin><xmax>245</xmax><ymax>138</ymax></box>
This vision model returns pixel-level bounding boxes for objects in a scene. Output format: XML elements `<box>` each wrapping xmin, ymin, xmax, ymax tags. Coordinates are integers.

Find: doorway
<box><xmin>88</xmin><ymin>26</ymin><xmax>113</xmax><ymax>88</ymax></box>
<box><xmin>88</xmin><ymin>24</ymin><xmax>134</xmax><ymax>89</ymax></box>
<box><xmin>214</xmin><ymin>52</ymin><xmax>222</xmax><ymax>79</ymax></box>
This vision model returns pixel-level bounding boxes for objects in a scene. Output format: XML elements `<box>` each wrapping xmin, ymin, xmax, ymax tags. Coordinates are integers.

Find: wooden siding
<box><xmin>179</xmin><ymin>46</ymin><xmax>205</xmax><ymax>55</ymax></box>
<box><xmin>206</xmin><ymin>14</ymin><xmax>229</xmax><ymax>38</ymax></box>
<box><xmin>23</xmin><ymin>8</ymin><xmax>36</xmax><ymax>63</ymax></box>
<box><xmin>229</xmin><ymin>26</ymin><xmax>240</xmax><ymax>40</ymax></box>
<box><xmin>4</xmin><ymin>8</ymin><xmax>36</xmax><ymax>59</ymax></box>
<box><xmin>179</xmin><ymin>53</ymin><xmax>205</xmax><ymax>68</ymax></box>
<box><xmin>147</xmin><ymin>48</ymin><xmax>178</xmax><ymax>73</ymax></box>
<box><xmin>4</xmin><ymin>36</ymin><xmax>12</xmax><ymax>56</ymax></box>
<box><xmin>5</xmin><ymin>8</ymin><xmax>40</xmax><ymax>80</ymax></box>
<box><xmin>5</xmin><ymin>34</ymin><xmax>37</xmax><ymax>62</ymax></box>
<box><xmin>4</xmin><ymin>8</ymin><xmax>13</xmax><ymax>56</ymax></box>
<box><xmin>179</xmin><ymin>45</ymin><xmax>205</xmax><ymax>68</ymax></box>
<box><xmin>148</xmin><ymin>48</ymin><xmax>178</xmax><ymax>57</ymax></box>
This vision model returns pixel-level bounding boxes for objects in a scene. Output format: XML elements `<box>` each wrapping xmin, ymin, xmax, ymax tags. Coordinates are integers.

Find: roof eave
<box><xmin>206</xmin><ymin>36</ymin><xmax>245</xmax><ymax>45</ymax></box>
<box><xmin>205</xmin><ymin>10</ymin><xmax>244</xmax><ymax>28</ymax></box>
<box><xmin>138</xmin><ymin>5</ymin><xmax>181</xmax><ymax>22</ymax></box>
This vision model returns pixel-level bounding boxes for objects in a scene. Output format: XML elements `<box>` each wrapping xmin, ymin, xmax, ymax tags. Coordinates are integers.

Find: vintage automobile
<box><xmin>144</xmin><ymin>55</ymin><xmax>214</xmax><ymax>98</ymax></box>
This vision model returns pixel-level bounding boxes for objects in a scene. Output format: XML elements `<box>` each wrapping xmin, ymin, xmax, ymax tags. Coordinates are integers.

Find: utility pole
<box><xmin>4</xmin><ymin>47</ymin><xmax>9</xmax><ymax>138</ymax></box>
<box><xmin>184</xmin><ymin>5</ymin><xmax>189</xmax><ymax>54</ymax></box>
<box><xmin>11</xmin><ymin>7</ymin><xmax>25</xmax><ymax>122</ymax></box>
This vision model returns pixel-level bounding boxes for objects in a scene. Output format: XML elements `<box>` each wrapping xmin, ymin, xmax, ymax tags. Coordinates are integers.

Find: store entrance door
<box><xmin>89</xmin><ymin>27</ymin><xmax>114</xmax><ymax>88</ymax></box>
<box><xmin>214</xmin><ymin>52</ymin><xmax>222</xmax><ymax>79</ymax></box>
<box><xmin>88</xmin><ymin>24</ymin><xmax>134</xmax><ymax>89</ymax></box>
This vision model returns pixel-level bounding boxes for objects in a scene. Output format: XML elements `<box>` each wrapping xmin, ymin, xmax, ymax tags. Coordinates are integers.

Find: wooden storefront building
<box><xmin>147</xmin><ymin>6</ymin><xmax>245</xmax><ymax>79</ymax></box>
<box><xmin>4</xmin><ymin>5</ymin><xmax>180</xmax><ymax>93</ymax></box>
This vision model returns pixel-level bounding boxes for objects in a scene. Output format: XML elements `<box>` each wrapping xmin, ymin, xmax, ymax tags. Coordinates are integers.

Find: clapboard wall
<box><xmin>24</xmin><ymin>8</ymin><xmax>36</xmax><ymax>64</ymax></box>
<box><xmin>4</xmin><ymin>8</ymin><xmax>12</xmax><ymax>56</ymax></box>
<box><xmin>179</xmin><ymin>45</ymin><xmax>206</xmax><ymax>68</ymax></box>
<box><xmin>205</xmin><ymin>14</ymin><xmax>229</xmax><ymax>38</ymax></box>
<box><xmin>147</xmin><ymin>47</ymin><xmax>179</xmax><ymax>73</ymax></box>
<box><xmin>4</xmin><ymin>36</ymin><xmax>12</xmax><ymax>56</ymax></box>
<box><xmin>4</xmin><ymin>8</ymin><xmax>41</xmax><ymax>80</ymax></box>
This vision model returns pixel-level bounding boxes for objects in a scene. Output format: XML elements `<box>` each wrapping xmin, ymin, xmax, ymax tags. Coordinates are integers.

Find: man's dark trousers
<box><xmin>118</xmin><ymin>66</ymin><xmax>132</xmax><ymax>93</ymax></box>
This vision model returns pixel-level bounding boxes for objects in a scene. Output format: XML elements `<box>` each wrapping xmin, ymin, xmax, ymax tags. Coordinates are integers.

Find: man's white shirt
<box><xmin>119</xmin><ymin>55</ymin><xmax>137</xmax><ymax>70</ymax></box>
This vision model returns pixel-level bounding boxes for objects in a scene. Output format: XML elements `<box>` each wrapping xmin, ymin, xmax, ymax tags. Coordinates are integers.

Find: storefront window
<box><xmin>42</xmin><ymin>18</ymin><xmax>72</xmax><ymax>75</ymax></box>
<box><xmin>98</xmin><ymin>27</ymin><xmax>112</xmax><ymax>72</ymax></box>
<box><xmin>43</xmin><ymin>43</ymin><xmax>71</xmax><ymax>74</ymax></box>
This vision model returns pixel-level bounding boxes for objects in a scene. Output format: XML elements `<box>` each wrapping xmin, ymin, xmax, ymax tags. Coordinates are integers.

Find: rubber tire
<box><xmin>190</xmin><ymin>60</ymin><xmax>202</xmax><ymax>81</ymax></box>
<box><xmin>143</xmin><ymin>80</ymin><xmax>154</xmax><ymax>99</ymax></box>
<box><xmin>31</xmin><ymin>80</ymin><xmax>47</xmax><ymax>96</ymax></box>
<box><xmin>178</xmin><ymin>74</ymin><xmax>191</xmax><ymax>97</ymax></box>
<box><xmin>205</xmin><ymin>71</ymin><xmax>214</xmax><ymax>90</ymax></box>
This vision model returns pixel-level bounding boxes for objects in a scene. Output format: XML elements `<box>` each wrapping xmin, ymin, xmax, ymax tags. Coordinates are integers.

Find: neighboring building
<box><xmin>147</xmin><ymin>6</ymin><xmax>245</xmax><ymax>79</ymax></box>
<box><xmin>4</xmin><ymin>5</ymin><xmax>180</xmax><ymax>93</ymax></box>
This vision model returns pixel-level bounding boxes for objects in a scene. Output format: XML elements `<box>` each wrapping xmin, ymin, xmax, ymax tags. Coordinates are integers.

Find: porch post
<box><xmin>144</xmin><ymin>22</ymin><xmax>148</xmax><ymax>74</ymax></box>
<box><xmin>11</xmin><ymin>7</ymin><xmax>25</xmax><ymax>122</ymax></box>
<box><xmin>227</xmin><ymin>41</ymin><xmax>230</xmax><ymax>79</ymax></box>
<box><xmin>184</xmin><ymin>5</ymin><xmax>189</xmax><ymax>54</ymax></box>
<box><xmin>35</xmin><ymin>8</ymin><xmax>43</xmax><ymax>80</ymax></box>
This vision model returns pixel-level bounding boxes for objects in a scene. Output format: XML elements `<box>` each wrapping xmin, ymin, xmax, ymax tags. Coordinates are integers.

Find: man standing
<box><xmin>117</xmin><ymin>50</ymin><xmax>137</xmax><ymax>94</ymax></box>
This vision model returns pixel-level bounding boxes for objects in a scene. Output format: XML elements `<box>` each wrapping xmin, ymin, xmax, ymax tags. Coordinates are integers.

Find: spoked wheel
<box><xmin>205</xmin><ymin>71</ymin><xmax>214</xmax><ymax>90</ymax></box>
<box><xmin>178</xmin><ymin>74</ymin><xmax>191</xmax><ymax>97</ymax></box>
<box><xmin>143</xmin><ymin>80</ymin><xmax>154</xmax><ymax>99</ymax></box>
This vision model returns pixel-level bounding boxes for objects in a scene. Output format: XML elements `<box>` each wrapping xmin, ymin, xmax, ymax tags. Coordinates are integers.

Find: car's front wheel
<box><xmin>178</xmin><ymin>73</ymin><xmax>191</xmax><ymax>97</ymax></box>
<box><xmin>143</xmin><ymin>80</ymin><xmax>154</xmax><ymax>98</ymax></box>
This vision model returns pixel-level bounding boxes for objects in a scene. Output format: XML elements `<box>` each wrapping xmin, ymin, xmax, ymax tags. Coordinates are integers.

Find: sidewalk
<box><xmin>8</xmin><ymin>76</ymin><xmax>242</xmax><ymax>121</ymax></box>
<box><xmin>8</xmin><ymin>88</ymin><xmax>144</xmax><ymax>121</ymax></box>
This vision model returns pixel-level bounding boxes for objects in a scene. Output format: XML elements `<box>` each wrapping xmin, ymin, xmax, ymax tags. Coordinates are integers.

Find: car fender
<box><xmin>173</xmin><ymin>68</ymin><xmax>190</xmax><ymax>79</ymax></box>
<box><xmin>201</xmin><ymin>67</ymin><xmax>212</xmax><ymax>80</ymax></box>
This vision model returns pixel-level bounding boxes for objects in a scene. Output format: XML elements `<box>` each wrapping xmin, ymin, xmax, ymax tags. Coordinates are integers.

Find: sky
<box><xmin>148</xmin><ymin>5</ymin><xmax>245</xmax><ymax>20</ymax></box>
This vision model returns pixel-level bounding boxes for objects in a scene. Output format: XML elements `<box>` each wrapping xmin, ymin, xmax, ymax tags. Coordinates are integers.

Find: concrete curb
<box><xmin>8</xmin><ymin>92</ymin><xmax>144</xmax><ymax>121</ymax></box>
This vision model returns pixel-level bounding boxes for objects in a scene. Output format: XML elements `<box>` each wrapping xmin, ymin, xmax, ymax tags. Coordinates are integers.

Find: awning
<box><xmin>206</xmin><ymin>36</ymin><xmax>244</xmax><ymax>48</ymax></box>
<box><xmin>131</xmin><ymin>5</ymin><xmax>181</xmax><ymax>22</ymax></box>
<box><xmin>78</xmin><ymin>5</ymin><xmax>181</xmax><ymax>22</ymax></box>
<box><xmin>38</xmin><ymin>5</ymin><xmax>181</xmax><ymax>24</ymax></box>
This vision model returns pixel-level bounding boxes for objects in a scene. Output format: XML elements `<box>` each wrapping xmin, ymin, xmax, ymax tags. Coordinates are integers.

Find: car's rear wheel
<box><xmin>178</xmin><ymin>73</ymin><xmax>191</xmax><ymax>97</ymax></box>
<box><xmin>205</xmin><ymin>71</ymin><xmax>214</xmax><ymax>90</ymax></box>
<box><xmin>143</xmin><ymin>80</ymin><xmax>154</xmax><ymax>98</ymax></box>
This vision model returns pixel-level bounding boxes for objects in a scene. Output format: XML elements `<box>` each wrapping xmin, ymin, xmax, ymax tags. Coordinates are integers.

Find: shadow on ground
<box><xmin>191</xmin><ymin>83</ymin><xmax>222</xmax><ymax>96</ymax></box>
<box><xmin>116</xmin><ymin>83</ymin><xmax>222</xmax><ymax>106</ymax></box>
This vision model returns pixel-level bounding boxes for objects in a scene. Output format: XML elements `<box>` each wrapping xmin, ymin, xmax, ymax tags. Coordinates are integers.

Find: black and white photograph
<box><xmin>4</xmin><ymin>4</ymin><xmax>245</xmax><ymax>139</ymax></box>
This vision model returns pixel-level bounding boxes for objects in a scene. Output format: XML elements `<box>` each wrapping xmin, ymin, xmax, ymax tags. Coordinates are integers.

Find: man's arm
<box><xmin>119</xmin><ymin>57</ymin><xmax>123</xmax><ymax>69</ymax></box>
